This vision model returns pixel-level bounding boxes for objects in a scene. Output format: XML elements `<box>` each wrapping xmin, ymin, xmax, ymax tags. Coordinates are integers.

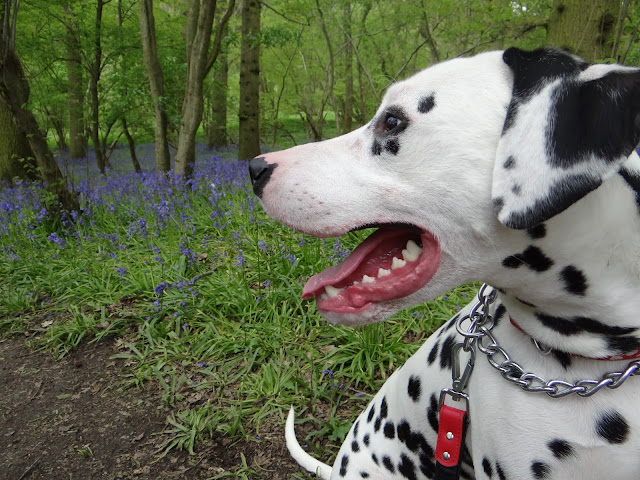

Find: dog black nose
<box><xmin>248</xmin><ymin>156</ymin><xmax>277</xmax><ymax>198</ymax></box>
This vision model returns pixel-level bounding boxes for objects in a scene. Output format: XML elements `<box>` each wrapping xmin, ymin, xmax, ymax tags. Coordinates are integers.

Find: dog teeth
<box><xmin>362</xmin><ymin>275</ymin><xmax>375</xmax><ymax>284</ymax></box>
<box><xmin>324</xmin><ymin>285</ymin><xmax>344</xmax><ymax>298</ymax></box>
<box><xmin>377</xmin><ymin>268</ymin><xmax>391</xmax><ymax>278</ymax></box>
<box><xmin>402</xmin><ymin>240</ymin><xmax>422</xmax><ymax>262</ymax></box>
<box><xmin>391</xmin><ymin>257</ymin><xmax>407</xmax><ymax>270</ymax></box>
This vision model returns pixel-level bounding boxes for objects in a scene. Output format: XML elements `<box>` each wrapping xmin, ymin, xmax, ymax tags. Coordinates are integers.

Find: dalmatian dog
<box><xmin>248</xmin><ymin>48</ymin><xmax>640</xmax><ymax>480</ymax></box>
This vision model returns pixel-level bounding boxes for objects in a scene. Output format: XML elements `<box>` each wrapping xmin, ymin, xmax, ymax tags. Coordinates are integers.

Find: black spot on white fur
<box><xmin>493</xmin><ymin>303</ymin><xmax>507</xmax><ymax>327</ymax></box>
<box><xmin>398</xmin><ymin>453</ymin><xmax>418</xmax><ymax>480</ymax></box>
<box><xmin>382</xmin><ymin>455</ymin><xmax>395</xmax><ymax>473</ymax></box>
<box><xmin>439</xmin><ymin>335</ymin><xmax>456</xmax><ymax>369</ymax></box>
<box><xmin>502</xmin><ymin>246</ymin><xmax>554</xmax><ymax>272</ymax></box>
<box><xmin>596</xmin><ymin>410</ymin><xmax>629</xmax><ymax>444</ymax></box>
<box><xmin>384</xmin><ymin>421</ymin><xmax>395</xmax><ymax>439</ymax></box>
<box><xmin>380</xmin><ymin>397</ymin><xmax>388</xmax><ymax>418</ymax></box>
<box><xmin>339</xmin><ymin>454</ymin><xmax>349</xmax><ymax>476</ymax></box>
<box><xmin>548</xmin><ymin>439</ymin><xmax>574</xmax><ymax>459</ymax></box>
<box><xmin>418</xmin><ymin>94</ymin><xmax>436</xmax><ymax>114</ymax></box>
<box><xmin>372</xmin><ymin>140</ymin><xmax>382</xmax><ymax>156</ymax></box>
<box><xmin>427</xmin><ymin>341</ymin><xmax>439</xmax><ymax>365</ymax></box>
<box><xmin>503</xmin><ymin>156</ymin><xmax>516</xmax><ymax>169</ymax></box>
<box><xmin>396</xmin><ymin>420</ymin><xmax>434</xmax><ymax>458</ymax></box>
<box><xmin>385</xmin><ymin>138</ymin><xmax>400</xmax><ymax>155</ymax></box>
<box><xmin>427</xmin><ymin>394</ymin><xmax>439</xmax><ymax>432</ymax></box>
<box><xmin>531</xmin><ymin>461</ymin><xmax>550</xmax><ymax>479</ymax></box>
<box><xmin>550</xmin><ymin>349</ymin><xmax>572</xmax><ymax>369</ymax></box>
<box><xmin>535</xmin><ymin>313</ymin><xmax>636</xmax><ymax>337</ymax></box>
<box><xmin>526</xmin><ymin>223</ymin><xmax>547</xmax><ymax>239</ymax></box>
<box><xmin>420</xmin><ymin>453</ymin><xmax>435</xmax><ymax>478</ymax></box>
<box><xmin>607</xmin><ymin>335</ymin><xmax>640</xmax><ymax>355</ymax></box>
<box><xmin>366</xmin><ymin>404</ymin><xmax>375</xmax><ymax>423</ymax></box>
<box><xmin>482</xmin><ymin>457</ymin><xmax>493</xmax><ymax>477</ymax></box>
<box><xmin>559</xmin><ymin>265</ymin><xmax>588</xmax><ymax>296</ymax></box>
<box><xmin>407</xmin><ymin>376</ymin><xmax>421</xmax><ymax>402</ymax></box>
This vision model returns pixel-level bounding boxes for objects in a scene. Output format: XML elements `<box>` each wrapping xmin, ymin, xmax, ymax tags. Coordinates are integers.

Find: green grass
<box><xmin>0</xmin><ymin>141</ymin><xmax>476</xmax><ymax>475</ymax></box>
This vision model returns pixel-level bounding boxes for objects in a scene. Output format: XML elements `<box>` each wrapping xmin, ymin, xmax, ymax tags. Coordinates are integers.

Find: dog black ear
<box><xmin>492</xmin><ymin>47</ymin><xmax>640</xmax><ymax>229</ymax></box>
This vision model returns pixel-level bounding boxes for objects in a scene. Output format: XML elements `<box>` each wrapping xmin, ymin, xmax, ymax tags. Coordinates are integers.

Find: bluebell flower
<box><xmin>47</xmin><ymin>232</ymin><xmax>65</xmax><ymax>247</ymax></box>
<box><xmin>235</xmin><ymin>250</ymin><xmax>246</xmax><ymax>266</ymax></box>
<box><xmin>154</xmin><ymin>282</ymin><xmax>167</xmax><ymax>297</ymax></box>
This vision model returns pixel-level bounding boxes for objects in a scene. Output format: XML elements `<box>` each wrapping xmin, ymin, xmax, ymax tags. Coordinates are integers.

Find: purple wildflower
<box><xmin>47</xmin><ymin>232</ymin><xmax>65</xmax><ymax>247</ymax></box>
<box><xmin>154</xmin><ymin>282</ymin><xmax>167</xmax><ymax>296</ymax></box>
<box><xmin>235</xmin><ymin>249</ymin><xmax>246</xmax><ymax>266</ymax></box>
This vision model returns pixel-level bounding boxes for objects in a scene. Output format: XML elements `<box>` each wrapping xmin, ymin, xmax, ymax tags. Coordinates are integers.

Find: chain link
<box><xmin>455</xmin><ymin>285</ymin><xmax>640</xmax><ymax>398</ymax></box>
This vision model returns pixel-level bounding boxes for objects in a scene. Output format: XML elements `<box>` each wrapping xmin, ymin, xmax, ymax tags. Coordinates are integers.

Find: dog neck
<box><xmin>488</xmin><ymin>166</ymin><xmax>640</xmax><ymax>360</ymax></box>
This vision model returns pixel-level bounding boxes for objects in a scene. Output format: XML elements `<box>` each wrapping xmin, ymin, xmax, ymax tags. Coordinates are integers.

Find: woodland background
<box><xmin>1</xmin><ymin>1</ymin><xmax>640</xmax><ymax>478</ymax></box>
<box><xmin>1</xmin><ymin>0</ymin><xmax>640</xmax><ymax>204</ymax></box>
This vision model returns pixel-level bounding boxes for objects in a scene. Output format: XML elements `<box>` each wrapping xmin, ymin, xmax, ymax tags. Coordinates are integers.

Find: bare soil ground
<box><xmin>0</xmin><ymin>336</ymin><xmax>305</xmax><ymax>480</ymax></box>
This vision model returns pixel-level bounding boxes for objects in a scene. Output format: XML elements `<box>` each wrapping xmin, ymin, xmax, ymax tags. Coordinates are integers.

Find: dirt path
<box><xmin>0</xmin><ymin>336</ymin><xmax>302</xmax><ymax>480</ymax></box>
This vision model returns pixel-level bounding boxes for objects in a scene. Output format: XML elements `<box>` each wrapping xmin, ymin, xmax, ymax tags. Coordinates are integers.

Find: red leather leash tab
<box><xmin>434</xmin><ymin>403</ymin><xmax>468</xmax><ymax>480</ymax></box>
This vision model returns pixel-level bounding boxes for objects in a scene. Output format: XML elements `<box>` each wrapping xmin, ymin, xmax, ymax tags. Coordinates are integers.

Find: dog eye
<box><xmin>385</xmin><ymin>115</ymin><xmax>401</xmax><ymax>131</ymax></box>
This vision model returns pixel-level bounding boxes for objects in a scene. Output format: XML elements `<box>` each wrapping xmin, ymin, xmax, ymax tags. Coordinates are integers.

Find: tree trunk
<box><xmin>0</xmin><ymin>100</ymin><xmax>36</xmax><ymax>182</ymax></box>
<box><xmin>0</xmin><ymin>50</ymin><xmax>78</xmax><ymax>211</ymax></box>
<box><xmin>207</xmin><ymin>22</ymin><xmax>228</xmax><ymax>149</ymax></box>
<box><xmin>174</xmin><ymin>0</ymin><xmax>216</xmax><ymax>177</ymax></box>
<box><xmin>342</xmin><ymin>1</ymin><xmax>353</xmax><ymax>133</ymax></box>
<box><xmin>419</xmin><ymin>0</ymin><xmax>441</xmax><ymax>64</ymax></box>
<box><xmin>89</xmin><ymin>0</ymin><xmax>106</xmax><ymax>174</ymax></box>
<box><xmin>121</xmin><ymin>117</ymin><xmax>141</xmax><ymax>173</ymax></box>
<box><xmin>315</xmin><ymin>0</ymin><xmax>339</xmax><ymax>136</ymax></box>
<box><xmin>140</xmin><ymin>0</ymin><xmax>171</xmax><ymax>173</ymax></box>
<box><xmin>64</xmin><ymin>4</ymin><xmax>87</xmax><ymax>160</ymax></box>
<box><xmin>174</xmin><ymin>0</ymin><xmax>235</xmax><ymax>177</ymax></box>
<box><xmin>238</xmin><ymin>0</ymin><xmax>260</xmax><ymax>160</ymax></box>
<box><xmin>546</xmin><ymin>0</ymin><xmax>618</xmax><ymax>62</ymax></box>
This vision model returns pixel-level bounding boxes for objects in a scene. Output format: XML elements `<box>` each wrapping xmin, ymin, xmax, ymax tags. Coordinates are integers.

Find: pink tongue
<box><xmin>302</xmin><ymin>229</ymin><xmax>415</xmax><ymax>298</ymax></box>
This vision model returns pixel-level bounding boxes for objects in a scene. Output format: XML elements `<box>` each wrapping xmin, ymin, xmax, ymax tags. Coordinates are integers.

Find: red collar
<box><xmin>509</xmin><ymin>317</ymin><xmax>640</xmax><ymax>361</ymax></box>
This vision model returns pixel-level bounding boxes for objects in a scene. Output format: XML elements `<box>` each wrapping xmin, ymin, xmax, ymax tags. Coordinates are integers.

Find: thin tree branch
<box><xmin>205</xmin><ymin>0</ymin><xmax>236</xmax><ymax>74</ymax></box>
<box><xmin>258</xmin><ymin>1</ymin><xmax>309</xmax><ymax>26</ymax></box>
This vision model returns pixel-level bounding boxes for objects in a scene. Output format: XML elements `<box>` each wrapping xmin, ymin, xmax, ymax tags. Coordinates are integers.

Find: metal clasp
<box><xmin>438</xmin><ymin>388</ymin><xmax>470</xmax><ymax>412</ymax></box>
<box><xmin>451</xmin><ymin>342</ymin><xmax>475</xmax><ymax>393</ymax></box>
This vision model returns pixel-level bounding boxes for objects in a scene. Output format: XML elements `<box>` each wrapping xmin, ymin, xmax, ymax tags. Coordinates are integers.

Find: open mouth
<box><xmin>302</xmin><ymin>224</ymin><xmax>441</xmax><ymax>314</ymax></box>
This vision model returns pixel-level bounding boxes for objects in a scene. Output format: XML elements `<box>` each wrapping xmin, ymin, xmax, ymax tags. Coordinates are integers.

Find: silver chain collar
<box><xmin>453</xmin><ymin>284</ymin><xmax>640</xmax><ymax>398</ymax></box>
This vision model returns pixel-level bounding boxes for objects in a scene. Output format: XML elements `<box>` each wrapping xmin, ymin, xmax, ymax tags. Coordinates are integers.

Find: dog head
<box><xmin>249</xmin><ymin>48</ymin><xmax>640</xmax><ymax>325</ymax></box>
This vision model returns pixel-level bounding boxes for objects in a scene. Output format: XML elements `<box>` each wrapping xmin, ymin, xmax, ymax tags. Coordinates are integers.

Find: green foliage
<box><xmin>0</xmin><ymin>146</ymin><xmax>474</xmax><ymax>469</ymax></box>
<box><xmin>14</xmin><ymin>0</ymin><xmax>640</xmax><ymax>152</ymax></box>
